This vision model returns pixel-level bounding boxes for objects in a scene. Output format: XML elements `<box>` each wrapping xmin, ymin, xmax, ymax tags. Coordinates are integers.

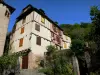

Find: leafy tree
<box><xmin>0</xmin><ymin>53</ymin><xmax>19</xmax><ymax>75</ymax></box>
<box><xmin>72</xmin><ymin>23</ymin><xmax>80</xmax><ymax>29</ymax></box>
<box><xmin>90</xmin><ymin>6</ymin><xmax>100</xmax><ymax>47</ymax></box>
<box><xmin>60</xmin><ymin>19</ymin><xmax>92</xmax><ymax>75</ymax></box>
<box><xmin>60</xmin><ymin>23</ymin><xmax>92</xmax><ymax>41</ymax></box>
<box><xmin>88</xmin><ymin>6</ymin><xmax>100</xmax><ymax>72</ymax></box>
<box><xmin>60</xmin><ymin>24</ymin><xmax>73</xmax><ymax>36</ymax></box>
<box><xmin>70</xmin><ymin>28</ymin><xmax>85</xmax><ymax>40</ymax></box>
<box><xmin>0</xmin><ymin>48</ymin><xmax>30</xmax><ymax>75</ymax></box>
<box><xmin>40</xmin><ymin>45</ymin><xmax>73</xmax><ymax>75</ymax></box>
<box><xmin>71</xmin><ymin>39</ymin><xmax>85</xmax><ymax>56</ymax></box>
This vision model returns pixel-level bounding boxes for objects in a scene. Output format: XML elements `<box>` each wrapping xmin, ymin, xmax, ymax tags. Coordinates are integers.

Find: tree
<box><xmin>71</xmin><ymin>39</ymin><xmax>85</xmax><ymax>56</ymax></box>
<box><xmin>60</xmin><ymin>24</ymin><xmax>73</xmax><ymax>36</ymax></box>
<box><xmin>40</xmin><ymin>45</ymin><xmax>73</xmax><ymax>75</ymax></box>
<box><xmin>0</xmin><ymin>53</ymin><xmax>19</xmax><ymax>75</ymax></box>
<box><xmin>71</xmin><ymin>39</ymin><xmax>89</xmax><ymax>75</ymax></box>
<box><xmin>88</xmin><ymin>6</ymin><xmax>100</xmax><ymax>73</ymax></box>
<box><xmin>60</xmin><ymin>23</ymin><xmax>92</xmax><ymax>41</ymax></box>
<box><xmin>90</xmin><ymin>6</ymin><xmax>100</xmax><ymax>48</ymax></box>
<box><xmin>60</xmin><ymin>22</ymin><xmax>92</xmax><ymax>75</ymax></box>
<box><xmin>0</xmin><ymin>49</ymin><xmax>30</xmax><ymax>75</ymax></box>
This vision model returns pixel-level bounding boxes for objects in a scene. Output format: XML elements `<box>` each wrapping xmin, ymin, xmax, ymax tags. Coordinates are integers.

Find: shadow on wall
<box><xmin>8</xmin><ymin>73</ymin><xmax>15</xmax><ymax>75</ymax></box>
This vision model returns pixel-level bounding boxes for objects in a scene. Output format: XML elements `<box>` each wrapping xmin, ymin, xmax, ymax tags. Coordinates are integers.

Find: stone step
<box><xmin>19</xmin><ymin>69</ymin><xmax>45</xmax><ymax>75</ymax></box>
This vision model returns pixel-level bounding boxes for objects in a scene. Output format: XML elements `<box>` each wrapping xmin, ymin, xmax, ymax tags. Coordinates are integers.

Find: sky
<box><xmin>4</xmin><ymin>0</ymin><xmax>100</xmax><ymax>32</ymax></box>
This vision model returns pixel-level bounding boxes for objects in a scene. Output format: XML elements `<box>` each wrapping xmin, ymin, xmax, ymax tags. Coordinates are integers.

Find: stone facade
<box><xmin>0</xmin><ymin>1</ymin><xmax>15</xmax><ymax>56</ymax></box>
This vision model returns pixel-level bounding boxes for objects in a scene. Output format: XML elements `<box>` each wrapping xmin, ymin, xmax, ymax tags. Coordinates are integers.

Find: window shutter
<box><xmin>36</xmin><ymin>36</ymin><xmax>41</xmax><ymax>46</ymax></box>
<box><xmin>19</xmin><ymin>38</ymin><xmax>23</xmax><ymax>47</ymax></box>
<box><xmin>41</xmin><ymin>16</ymin><xmax>45</xmax><ymax>23</ymax></box>
<box><xmin>21</xmin><ymin>27</ymin><xmax>24</xmax><ymax>34</ymax></box>
<box><xmin>35</xmin><ymin>24</ymin><xmax>40</xmax><ymax>31</ymax></box>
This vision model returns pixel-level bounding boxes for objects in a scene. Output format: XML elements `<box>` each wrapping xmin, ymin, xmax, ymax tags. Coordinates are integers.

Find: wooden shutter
<box><xmin>41</xmin><ymin>16</ymin><xmax>45</xmax><ymax>23</ymax></box>
<box><xmin>21</xmin><ymin>27</ymin><xmax>24</xmax><ymax>34</ymax></box>
<box><xmin>19</xmin><ymin>38</ymin><xmax>23</xmax><ymax>47</ymax></box>
<box><xmin>22</xmin><ymin>55</ymin><xmax>28</xmax><ymax>69</ymax></box>
<box><xmin>35</xmin><ymin>24</ymin><xmax>40</xmax><ymax>31</ymax></box>
<box><xmin>36</xmin><ymin>36</ymin><xmax>41</xmax><ymax>46</ymax></box>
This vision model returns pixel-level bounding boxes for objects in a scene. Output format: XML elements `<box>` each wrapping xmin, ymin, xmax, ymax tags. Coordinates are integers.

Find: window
<box><xmin>21</xmin><ymin>27</ymin><xmax>24</xmax><ymax>34</ymax></box>
<box><xmin>41</xmin><ymin>16</ymin><xmax>45</xmax><ymax>23</ymax></box>
<box><xmin>22</xmin><ymin>16</ymin><xmax>26</xmax><ymax>24</ymax></box>
<box><xmin>59</xmin><ymin>31</ymin><xmax>62</xmax><ymax>36</ymax></box>
<box><xmin>36</xmin><ymin>36</ymin><xmax>41</xmax><ymax>46</ymax></box>
<box><xmin>51</xmin><ymin>32</ymin><xmax>54</xmax><ymax>37</ymax></box>
<box><xmin>56</xmin><ymin>36</ymin><xmax>61</xmax><ymax>44</ymax></box>
<box><xmin>35</xmin><ymin>24</ymin><xmax>40</xmax><ymax>31</ymax></box>
<box><xmin>57</xmin><ymin>28</ymin><xmax>60</xmax><ymax>34</ymax></box>
<box><xmin>5</xmin><ymin>10</ymin><xmax>9</xmax><ymax>18</ymax></box>
<box><xmin>19</xmin><ymin>38</ymin><xmax>23</xmax><ymax>47</ymax></box>
<box><xmin>57</xmin><ymin>29</ymin><xmax>62</xmax><ymax>36</ymax></box>
<box><xmin>64</xmin><ymin>42</ymin><xmax>67</xmax><ymax>48</ymax></box>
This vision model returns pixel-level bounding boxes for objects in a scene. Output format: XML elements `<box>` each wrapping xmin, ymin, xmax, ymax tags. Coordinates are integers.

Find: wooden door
<box><xmin>22</xmin><ymin>55</ymin><xmax>28</xmax><ymax>69</ymax></box>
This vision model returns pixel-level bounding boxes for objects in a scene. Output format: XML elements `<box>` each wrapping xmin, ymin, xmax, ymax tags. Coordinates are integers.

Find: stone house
<box><xmin>9</xmin><ymin>4</ymin><xmax>71</xmax><ymax>69</ymax></box>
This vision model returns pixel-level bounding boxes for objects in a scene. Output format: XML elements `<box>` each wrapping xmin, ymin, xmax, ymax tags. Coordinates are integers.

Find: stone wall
<box><xmin>0</xmin><ymin>4</ymin><xmax>10</xmax><ymax>56</ymax></box>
